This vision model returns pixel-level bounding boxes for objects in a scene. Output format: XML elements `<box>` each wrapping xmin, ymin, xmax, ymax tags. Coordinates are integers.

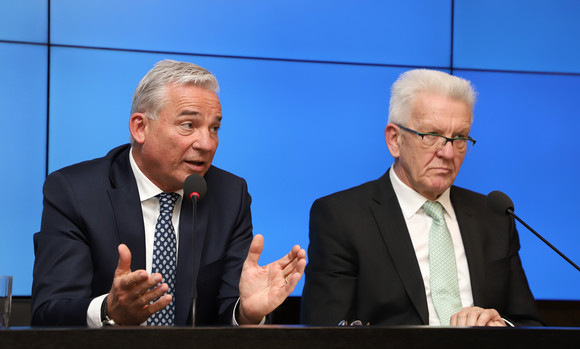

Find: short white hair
<box><xmin>130</xmin><ymin>59</ymin><xmax>219</xmax><ymax>120</ymax></box>
<box><xmin>388</xmin><ymin>69</ymin><xmax>477</xmax><ymax>125</ymax></box>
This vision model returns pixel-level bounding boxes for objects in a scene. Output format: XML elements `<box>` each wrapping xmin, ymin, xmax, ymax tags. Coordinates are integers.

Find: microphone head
<box><xmin>183</xmin><ymin>174</ymin><xmax>207</xmax><ymax>201</ymax></box>
<box><xmin>486</xmin><ymin>190</ymin><xmax>514</xmax><ymax>215</ymax></box>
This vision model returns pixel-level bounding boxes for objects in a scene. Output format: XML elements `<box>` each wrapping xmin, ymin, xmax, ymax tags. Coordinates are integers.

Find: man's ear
<box><xmin>129</xmin><ymin>113</ymin><xmax>148</xmax><ymax>144</ymax></box>
<box><xmin>385</xmin><ymin>123</ymin><xmax>401</xmax><ymax>158</ymax></box>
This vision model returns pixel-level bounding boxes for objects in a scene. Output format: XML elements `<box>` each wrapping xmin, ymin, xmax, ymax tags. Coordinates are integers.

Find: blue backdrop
<box><xmin>1</xmin><ymin>0</ymin><xmax>579</xmax><ymax>300</ymax></box>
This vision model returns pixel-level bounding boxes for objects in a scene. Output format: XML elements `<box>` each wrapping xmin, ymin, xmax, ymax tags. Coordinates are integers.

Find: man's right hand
<box><xmin>105</xmin><ymin>244</ymin><xmax>172</xmax><ymax>325</ymax></box>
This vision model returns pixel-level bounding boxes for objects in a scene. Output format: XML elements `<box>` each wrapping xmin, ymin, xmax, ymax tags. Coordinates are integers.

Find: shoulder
<box><xmin>450</xmin><ymin>185</ymin><xmax>513</xmax><ymax>229</ymax></box>
<box><xmin>204</xmin><ymin>165</ymin><xmax>247</xmax><ymax>190</ymax></box>
<box><xmin>50</xmin><ymin>145</ymin><xmax>129</xmax><ymax>176</ymax></box>
<box><xmin>45</xmin><ymin>144</ymin><xmax>131</xmax><ymax>192</ymax></box>
<box><xmin>203</xmin><ymin>165</ymin><xmax>250</xmax><ymax>203</ymax></box>
<box><xmin>450</xmin><ymin>185</ymin><xmax>487</xmax><ymax>209</ymax></box>
<box><xmin>205</xmin><ymin>165</ymin><xmax>246</xmax><ymax>185</ymax></box>
<box><xmin>312</xmin><ymin>172</ymin><xmax>390</xmax><ymax>211</ymax></box>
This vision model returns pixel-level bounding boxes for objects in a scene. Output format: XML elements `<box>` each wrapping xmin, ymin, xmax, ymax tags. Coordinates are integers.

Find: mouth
<box><xmin>185</xmin><ymin>160</ymin><xmax>206</xmax><ymax>171</ymax></box>
<box><xmin>430</xmin><ymin>167</ymin><xmax>452</xmax><ymax>174</ymax></box>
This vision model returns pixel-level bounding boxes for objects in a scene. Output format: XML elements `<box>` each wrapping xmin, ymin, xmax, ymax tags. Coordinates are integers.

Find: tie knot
<box><xmin>422</xmin><ymin>200</ymin><xmax>444</xmax><ymax>221</ymax></box>
<box><xmin>157</xmin><ymin>192</ymin><xmax>180</xmax><ymax>214</ymax></box>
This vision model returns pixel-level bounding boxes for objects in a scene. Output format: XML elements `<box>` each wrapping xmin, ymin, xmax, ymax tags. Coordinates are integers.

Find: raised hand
<box><xmin>105</xmin><ymin>244</ymin><xmax>172</xmax><ymax>325</ymax></box>
<box><xmin>237</xmin><ymin>234</ymin><xmax>306</xmax><ymax>324</ymax></box>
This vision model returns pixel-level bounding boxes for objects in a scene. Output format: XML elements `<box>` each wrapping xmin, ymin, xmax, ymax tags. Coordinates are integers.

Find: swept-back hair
<box><xmin>130</xmin><ymin>59</ymin><xmax>219</xmax><ymax>120</ymax></box>
<box><xmin>388</xmin><ymin>69</ymin><xmax>476</xmax><ymax>125</ymax></box>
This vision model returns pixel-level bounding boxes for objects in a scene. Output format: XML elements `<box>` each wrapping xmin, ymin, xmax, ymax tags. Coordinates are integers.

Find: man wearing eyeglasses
<box><xmin>301</xmin><ymin>69</ymin><xmax>543</xmax><ymax>327</ymax></box>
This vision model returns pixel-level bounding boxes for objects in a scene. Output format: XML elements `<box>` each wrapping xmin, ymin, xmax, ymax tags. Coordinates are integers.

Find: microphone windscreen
<box><xmin>486</xmin><ymin>190</ymin><xmax>514</xmax><ymax>215</ymax></box>
<box><xmin>184</xmin><ymin>174</ymin><xmax>207</xmax><ymax>201</ymax></box>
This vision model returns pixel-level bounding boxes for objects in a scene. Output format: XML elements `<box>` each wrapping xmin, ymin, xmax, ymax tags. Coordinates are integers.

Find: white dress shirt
<box><xmin>389</xmin><ymin>166</ymin><xmax>474</xmax><ymax>325</ymax></box>
<box><xmin>87</xmin><ymin>147</ymin><xmax>183</xmax><ymax>327</ymax></box>
<box><xmin>87</xmin><ymin>148</ymin><xmax>257</xmax><ymax>327</ymax></box>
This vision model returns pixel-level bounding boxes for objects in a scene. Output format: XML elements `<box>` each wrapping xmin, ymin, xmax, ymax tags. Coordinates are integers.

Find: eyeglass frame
<box><xmin>394</xmin><ymin>123</ymin><xmax>476</xmax><ymax>152</ymax></box>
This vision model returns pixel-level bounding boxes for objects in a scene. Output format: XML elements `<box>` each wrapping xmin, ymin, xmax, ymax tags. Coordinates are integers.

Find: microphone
<box><xmin>184</xmin><ymin>174</ymin><xmax>207</xmax><ymax>202</ymax></box>
<box><xmin>487</xmin><ymin>190</ymin><xmax>580</xmax><ymax>272</ymax></box>
<box><xmin>183</xmin><ymin>174</ymin><xmax>207</xmax><ymax>326</ymax></box>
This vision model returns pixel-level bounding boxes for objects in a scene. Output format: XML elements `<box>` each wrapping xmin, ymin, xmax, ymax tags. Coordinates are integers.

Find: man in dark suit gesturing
<box><xmin>301</xmin><ymin>69</ymin><xmax>542</xmax><ymax>327</ymax></box>
<box><xmin>32</xmin><ymin>60</ymin><xmax>306</xmax><ymax>327</ymax></box>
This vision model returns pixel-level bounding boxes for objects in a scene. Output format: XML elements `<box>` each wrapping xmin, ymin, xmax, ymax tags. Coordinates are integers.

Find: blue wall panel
<box><xmin>454</xmin><ymin>70</ymin><xmax>580</xmax><ymax>299</ymax></box>
<box><xmin>2</xmin><ymin>1</ymin><xmax>580</xmax><ymax>301</ymax></box>
<box><xmin>51</xmin><ymin>0</ymin><xmax>450</xmax><ymax>67</ymax></box>
<box><xmin>454</xmin><ymin>0</ymin><xmax>580</xmax><ymax>73</ymax></box>
<box><xmin>0</xmin><ymin>0</ymin><xmax>48</xmax><ymax>43</ymax></box>
<box><xmin>48</xmin><ymin>47</ymin><xmax>406</xmax><ymax>295</ymax></box>
<box><xmin>0</xmin><ymin>43</ymin><xmax>47</xmax><ymax>295</ymax></box>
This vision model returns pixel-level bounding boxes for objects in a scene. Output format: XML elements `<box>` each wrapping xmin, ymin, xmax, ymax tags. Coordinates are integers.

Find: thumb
<box><xmin>114</xmin><ymin>244</ymin><xmax>132</xmax><ymax>278</ymax></box>
<box><xmin>245</xmin><ymin>234</ymin><xmax>264</xmax><ymax>267</ymax></box>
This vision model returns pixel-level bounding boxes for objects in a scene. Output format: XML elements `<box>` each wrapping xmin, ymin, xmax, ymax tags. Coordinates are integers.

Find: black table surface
<box><xmin>2</xmin><ymin>325</ymin><xmax>580</xmax><ymax>349</ymax></box>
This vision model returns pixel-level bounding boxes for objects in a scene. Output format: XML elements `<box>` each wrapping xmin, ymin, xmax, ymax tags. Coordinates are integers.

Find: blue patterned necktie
<box><xmin>147</xmin><ymin>192</ymin><xmax>180</xmax><ymax>326</ymax></box>
<box><xmin>422</xmin><ymin>200</ymin><xmax>462</xmax><ymax>325</ymax></box>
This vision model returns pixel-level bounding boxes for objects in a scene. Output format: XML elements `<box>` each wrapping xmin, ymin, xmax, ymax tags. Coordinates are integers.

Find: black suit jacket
<box><xmin>300</xmin><ymin>170</ymin><xmax>542</xmax><ymax>326</ymax></box>
<box><xmin>32</xmin><ymin>144</ymin><xmax>253</xmax><ymax>326</ymax></box>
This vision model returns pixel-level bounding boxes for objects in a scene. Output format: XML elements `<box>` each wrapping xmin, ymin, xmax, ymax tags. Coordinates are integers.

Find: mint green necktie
<box><xmin>423</xmin><ymin>201</ymin><xmax>462</xmax><ymax>325</ymax></box>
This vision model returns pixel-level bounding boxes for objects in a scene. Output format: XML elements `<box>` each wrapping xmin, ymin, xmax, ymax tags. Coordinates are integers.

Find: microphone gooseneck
<box><xmin>487</xmin><ymin>190</ymin><xmax>580</xmax><ymax>273</ymax></box>
<box><xmin>183</xmin><ymin>174</ymin><xmax>207</xmax><ymax>326</ymax></box>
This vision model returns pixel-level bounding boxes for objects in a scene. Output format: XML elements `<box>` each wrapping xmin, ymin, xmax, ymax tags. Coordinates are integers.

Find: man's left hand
<box><xmin>450</xmin><ymin>307</ymin><xmax>507</xmax><ymax>327</ymax></box>
<box><xmin>237</xmin><ymin>234</ymin><xmax>307</xmax><ymax>324</ymax></box>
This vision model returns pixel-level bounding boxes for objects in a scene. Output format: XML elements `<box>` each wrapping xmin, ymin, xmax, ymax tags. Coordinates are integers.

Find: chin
<box><xmin>426</xmin><ymin>182</ymin><xmax>452</xmax><ymax>197</ymax></box>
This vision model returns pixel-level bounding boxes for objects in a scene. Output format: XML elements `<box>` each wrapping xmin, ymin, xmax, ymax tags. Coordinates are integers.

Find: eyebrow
<box><xmin>178</xmin><ymin>110</ymin><xmax>222</xmax><ymax>121</ymax></box>
<box><xmin>179</xmin><ymin>110</ymin><xmax>201</xmax><ymax>117</ymax></box>
<box><xmin>421</xmin><ymin>125</ymin><xmax>470</xmax><ymax>136</ymax></box>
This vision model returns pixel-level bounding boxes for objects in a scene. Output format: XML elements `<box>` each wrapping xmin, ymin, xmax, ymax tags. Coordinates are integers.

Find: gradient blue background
<box><xmin>1</xmin><ymin>1</ymin><xmax>579</xmax><ymax>301</ymax></box>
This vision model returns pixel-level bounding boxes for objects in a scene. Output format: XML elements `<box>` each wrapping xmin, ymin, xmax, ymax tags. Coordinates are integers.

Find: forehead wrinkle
<box><xmin>178</xmin><ymin>110</ymin><xmax>201</xmax><ymax>116</ymax></box>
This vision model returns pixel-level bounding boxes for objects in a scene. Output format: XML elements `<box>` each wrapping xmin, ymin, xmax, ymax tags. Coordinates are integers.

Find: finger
<box><xmin>141</xmin><ymin>282</ymin><xmax>170</xmax><ymax>306</ymax></box>
<box><xmin>465</xmin><ymin>309</ymin><xmax>482</xmax><ymax>326</ymax></box>
<box><xmin>488</xmin><ymin>319</ymin><xmax>507</xmax><ymax>327</ymax></box>
<box><xmin>450</xmin><ymin>308</ymin><xmax>470</xmax><ymax>326</ymax></box>
<box><xmin>281</xmin><ymin>251</ymin><xmax>301</xmax><ymax>274</ymax></box>
<box><xmin>113</xmin><ymin>244</ymin><xmax>149</xmax><ymax>291</ymax></box>
<box><xmin>286</xmin><ymin>257</ymin><xmax>307</xmax><ymax>286</ymax></box>
<box><xmin>284</xmin><ymin>249</ymin><xmax>306</xmax><ymax>276</ymax></box>
<box><xmin>115</xmin><ymin>244</ymin><xmax>133</xmax><ymax>278</ymax></box>
<box><xmin>296</xmin><ymin>252</ymin><xmax>306</xmax><ymax>273</ymax></box>
<box><xmin>117</xmin><ymin>270</ymin><xmax>149</xmax><ymax>290</ymax></box>
<box><xmin>145</xmin><ymin>294</ymin><xmax>173</xmax><ymax>316</ymax></box>
<box><xmin>476</xmin><ymin>309</ymin><xmax>502</xmax><ymax>327</ymax></box>
<box><xmin>473</xmin><ymin>309</ymin><xmax>490</xmax><ymax>326</ymax></box>
<box><xmin>128</xmin><ymin>272</ymin><xmax>164</xmax><ymax>296</ymax></box>
<box><xmin>450</xmin><ymin>313</ymin><xmax>457</xmax><ymax>326</ymax></box>
<box><xmin>244</xmin><ymin>234</ymin><xmax>264</xmax><ymax>267</ymax></box>
<box><xmin>278</xmin><ymin>244</ymin><xmax>304</xmax><ymax>270</ymax></box>
<box><xmin>451</xmin><ymin>310</ymin><xmax>468</xmax><ymax>326</ymax></box>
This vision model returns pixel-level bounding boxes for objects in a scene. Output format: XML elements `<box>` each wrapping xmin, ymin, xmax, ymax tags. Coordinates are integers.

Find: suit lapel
<box><xmin>451</xmin><ymin>188</ymin><xmax>485</xmax><ymax>305</ymax></box>
<box><xmin>107</xmin><ymin>145</ymin><xmax>146</xmax><ymax>271</ymax></box>
<box><xmin>371</xmin><ymin>172</ymin><xmax>429</xmax><ymax>324</ymax></box>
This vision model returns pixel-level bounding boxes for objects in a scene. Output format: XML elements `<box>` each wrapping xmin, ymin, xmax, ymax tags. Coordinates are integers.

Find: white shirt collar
<box><xmin>129</xmin><ymin>146</ymin><xmax>183</xmax><ymax>201</ymax></box>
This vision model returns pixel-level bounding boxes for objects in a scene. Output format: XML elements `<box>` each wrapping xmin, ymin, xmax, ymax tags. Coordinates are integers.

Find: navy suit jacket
<box><xmin>32</xmin><ymin>144</ymin><xmax>253</xmax><ymax>326</ymax></box>
<box><xmin>301</xmin><ymin>170</ymin><xmax>543</xmax><ymax>326</ymax></box>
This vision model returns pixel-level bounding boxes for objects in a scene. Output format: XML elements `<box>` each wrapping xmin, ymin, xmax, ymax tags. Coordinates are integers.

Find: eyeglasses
<box><xmin>395</xmin><ymin>124</ymin><xmax>476</xmax><ymax>153</ymax></box>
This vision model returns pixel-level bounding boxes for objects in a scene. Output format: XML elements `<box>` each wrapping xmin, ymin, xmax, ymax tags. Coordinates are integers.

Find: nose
<box><xmin>436</xmin><ymin>139</ymin><xmax>455</xmax><ymax>159</ymax></box>
<box><xmin>192</xmin><ymin>129</ymin><xmax>214</xmax><ymax>152</ymax></box>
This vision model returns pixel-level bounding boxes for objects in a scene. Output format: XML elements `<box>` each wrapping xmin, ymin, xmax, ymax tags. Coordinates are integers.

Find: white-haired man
<box><xmin>301</xmin><ymin>69</ymin><xmax>542</xmax><ymax>327</ymax></box>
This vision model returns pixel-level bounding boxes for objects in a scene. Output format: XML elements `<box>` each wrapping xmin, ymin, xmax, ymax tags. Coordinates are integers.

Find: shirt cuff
<box><xmin>231</xmin><ymin>298</ymin><xmax>266</xmax><ymax>326</ymax></box>
<box><xmin>87</xmin><ymin>294</ymin><xmax>108</xmax><ymax>328</ymax></box>
<box><xmin>502</xmin><ymin>317</ymin><xmax>515</xmax><ymax>327</ymax></box>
